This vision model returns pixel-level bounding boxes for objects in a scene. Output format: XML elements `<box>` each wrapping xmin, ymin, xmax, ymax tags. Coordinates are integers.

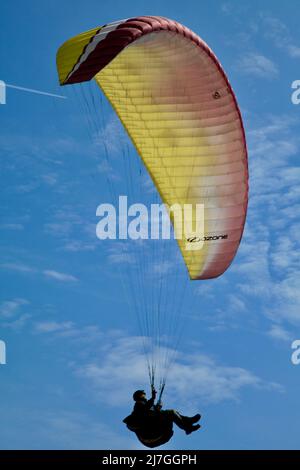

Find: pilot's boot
<box><xmin>185</xmin><ymin>424</ymin><xmax>201</xmax><ymax>435</ymax></box>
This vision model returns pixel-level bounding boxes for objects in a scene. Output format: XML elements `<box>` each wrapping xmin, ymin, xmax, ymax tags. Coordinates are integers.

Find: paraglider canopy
<box><xmin>57</xmin><ymin>15</ymin><xmax>248</xmax><ymax>281</ymax></box>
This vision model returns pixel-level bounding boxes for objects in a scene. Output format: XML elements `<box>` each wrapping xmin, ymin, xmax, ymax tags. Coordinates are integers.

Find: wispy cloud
<box><xmin>236</xmin><ymin>53</ymin><xmax>278</xmax><ymax>78</ymax></box>
<box><xmin>43</xmin><ymin>207</ymin><xmax>97</xmax><ymax>253</ymax></box>
<box><xmin>2</xmin><ymin>314</ymin><xmax>32</xmax><ymax>331</ymax></box>
<box><xmin>43</xmin><ymin>270</ymin><xmax>78</xmax><ymax>282</ymax></box>
<box><xmin>94</xmin><ymin>114</ymin><xmax>128</xmax><ymax>156</ymax></box>
<box><xmin>0</xmin><ymin>263</ymin><xmax>35</xmax><ymax>273</ymax></box>
<box><xmin>0</xmin><ymin>223</ymin><xmax>24</xmax><ymax>231</ymax></box>
<box><xmin>228</xmin><ymin>113</ymin><xmax>300</xmax><ymax>329</ymax></box>
<box><xmin>107</xmin><ymin>242</ymin><xmax>136</xmax><ymax>265</ymax></box>
<box><xmin>62</xmin><ymin>240</ymin><xmax>96</xmax><ymax>252</ymax></box>
<box><xmin>141</xmin><ymin>174</ymin><xmax>157</xmax><ymax>194</ymax></box>
<box><xmin>33</xmin><ymin>320</ymin><xmax>109</xmax><ymax>343</ymax></box>
<box><xmin>221</xmin><ymin>2</ymin><xmax>232</xmax><ymax>14</ymax></box>
<box><xmin>34</xmin><ymin>321</ymin><xmax>75</xmax><ymax>334</ymax></box>
<box><xmin>287</xmin><ymin>44</ymin><xmax>300</xmax><ymax>58</ymax></box>
<box><xmin>153</xmin><ymin>261</ymin><xmax>174</xmax><ymax>275</ymax></box>
<box><xmin>267</xmin><ymin>324</ymin><xmax>293</xmax><ymax>342</ymax></box>
<box><xmin>0</xmin><ymin>298</ymin><xmax>29</xmax><ymax>318</ymax></box>
<box><xmin>223</xmin><ymin>11</ymin><xmax>300</xmax><ymax>84</ymax></box>
<box><xmin>41</xmin><ymin>173</ymin><xmax>58</xmax><ymax>186</ymax></box>
<box><xmin>0</xmin><ymin>299</ymin><xmax>31</xmax><ymax>330</ymax></box>
<box><xmin>44</xmin><ymin>222</ymin><xmax>74</xmax><ymax>238</ymax></box>
<box><xmin>40</xmin><ymin>411</ymin><xmax>135</xmax><ymax>450</ymax></box>
<box><xmin>0</xmin><ymin>407</ymin><xmax>134</xmax><ymax>450</ymax></box>
<box><xmin>227</xmin><ymin>294</ymin><xmax>247</xmax><ymax>313</ymax></box>
<box><xmin>260</xmin><ymin>14</ymin><xmax>300</xmax><ymax>59</ymax></box>
<box><xmin>72</xmin><ymin>333</ymin><xmax>282</xmax><ymax>409</ymax></box>
<box><xmin>96</xmin><ymin>159</ymin><xmax>121</xmax><ymax>182</ymax></box>
<box><xmin>35</xmin><ymin>321</ymin><xmax>281</xmax><ymax>409</ymax></box>
<box><xmin>0</xmin><ymin>262</ymin><xmax>79</xmax><ymax>284</ymax></box>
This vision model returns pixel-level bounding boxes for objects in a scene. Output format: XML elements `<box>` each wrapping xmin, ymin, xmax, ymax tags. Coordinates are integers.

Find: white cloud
<box><xmin>194</xmin><ymin>283</ymin><xmax>215</xmax><ymax>298</ymax></box>
<box><xmin>0</xmin><ymin>298</ymin><xmax>29</xmax><ymax>318</ymax></box>
<box><xmin>167</xmin><ymin>354</ymin><xmax>282</xmax><ymax>410</ymax></box>
<box><xmin>107</xmin><ymin>243</ymin><xmax>136</xmax><ymax>265</ymax></box>
<box><xmin>236</xmin><ymin>53</ymin><xmax>278</xmax><ymax>78</ymax></box>
<box><xmin>233</xmin><ymin>222</ymin><xmax>300</xmax><ymax>326</ymax></box>
<box><xmin>34</xmin><ymin>321</ymin><xmax>110</xmax><ymax>343</ymax></box>
<box><xmin>0</xmin><ymin>299</ymin><xmax>31</xmax><ymax>330</ymax></box>
<box><xmin>15</xmin><ymin>182</ymin><xmax>39</xmax><ymax>194</ymax></box>
<box><xmin>0</xmin><ymin>263</ymin><xmax>35</xmax><ymax>273</ymax></box>
<box><xmin>227</xmin><ymin>294</ymin><xmax>247</xmax><ymax>313</ymax></box>
<box><xmin>229</xmin><ymin>113</ymin><xmax>300</xmax><ymax>328</ymax></box>
<box><xmin>0</xmin><ymin>223</ymin><xmax>24</xmax><ymax>231</ymax></box>
<box><xmin>270</xmin><ymin>236</ymin><xmax>298</xmax><ymax>271</ymax></box>
<box><xmin>74</xmin><ymin>333</ymin><xmax>282</xmax><ymax>410</ymax></box>
<box><xmin>153</xmin><ymin>261</ymin><xmax>173</xmax><ymax>275</ymax></box>
<box><xmin>1</xmin><ymin>261</ymin><xmax>79</xmax><ymax>286</ymax></box>
<box><xmin>41</xmin><ymin>173</ymin><xmax>58</xmax><ymax>186</ymax></box>
<box><xmin>267</xmin><ymin>324</ymin><xmax>292</xmax><ymax>342</ymax></box>
<box><xmin>226</xmin><ymin>13</ymin><xmax>300</xmax><ymax>62</ymax></box>
<box><xmin>41</xmin><ymin>411</ymin><xmax>135</xmax><ymax>449</ymax></box>
<box><xmin>96</xmin><ymin>159</ymin><xmax>121</xmax><ymax>182</ymax></box>
<box><xmin>142</xmin><ymin>173</ymin><xmax>157</xmax><ymax>194</ymax></box>
<box><xmin>2</xmin><ymin>314</ymin><xmax>32</xmax><ymax>330</ymax></box>
<box><xmin>97</xmin><ymin>160</ymin><xmax>112</xmax><ymax>174</ymax></box>
<box><xmin>221</xmin><ymin>2</ymin><xmax>232</xmax><ymax>14</ymax></box>
<box><xmin>36</xmin><ymin>322</ymin><xmax>277</xmax><ymax>409</ymax></box>
<box><xmin>44</xmin><ymin>222</ymin><xmax>73</xmax><ymax>237</ymax></box>
<box><xmin>0</xmin><ymin>406</ymin><xmax>135</xmax><ymax>450</ymax></box>
<box><xmin>94</xmin><ymin>114</ymin><xmax>128</xmax><ymax>156</ymax></box>
<box><xmin>43</xmin><ymin>207</ymin><xmax>98</xmax><ymax>255</ymax></box>
<box><xmin>287</xmin><ymin>44</ymin><xmax>300</xmax><ymax>58</ymax></box>
<box><xmin>43</xmin><ymin>270</ymin><xmax>78</xmax><ymax>282</ymax></box>
<box><xmin>34</xmin><ymin>321</ymin><xmax>75</xmax><ymax>334</ymax></box>
<box><xmin>62</xmin><ymin>240</ymin><xmax>96</xmax><ymax>252</ymax></box>
<box><xmin>260</xmin><ymin>14</ymin><xmax>300</xmax><ymax>59</ymax></box>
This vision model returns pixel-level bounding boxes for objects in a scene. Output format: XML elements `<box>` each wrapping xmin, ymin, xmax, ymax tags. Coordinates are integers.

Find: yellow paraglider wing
<box><xmin>57</xmin><ymin>16</ymin><xmax>248</xmax><ymax>280</ymax></box>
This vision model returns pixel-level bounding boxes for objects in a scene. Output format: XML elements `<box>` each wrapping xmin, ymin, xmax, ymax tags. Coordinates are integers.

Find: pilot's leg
<box><xmin>161</xmin><ymin>410</ymin><xmax>201</xmax><ymax>433</ymax></box>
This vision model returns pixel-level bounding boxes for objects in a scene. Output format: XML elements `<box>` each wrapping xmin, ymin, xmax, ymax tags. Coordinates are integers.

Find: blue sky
<box><xmin>1</xmin><ymin>0</ymin><xmax>300</xmax><ymax>450</ymax></box>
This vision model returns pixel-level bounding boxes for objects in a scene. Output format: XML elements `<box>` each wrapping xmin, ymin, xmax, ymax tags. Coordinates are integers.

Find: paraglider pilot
<box><xmin>123</xmin><ymin>387</ymin><xmax>201</xmax><ymax>448</ymax></box>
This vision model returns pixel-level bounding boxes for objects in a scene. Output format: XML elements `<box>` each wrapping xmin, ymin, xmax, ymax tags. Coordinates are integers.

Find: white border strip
<box><xmin>66</xmin><ymin>19</ymin><xmax>128</xmax><ymax>83</ymax></box>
